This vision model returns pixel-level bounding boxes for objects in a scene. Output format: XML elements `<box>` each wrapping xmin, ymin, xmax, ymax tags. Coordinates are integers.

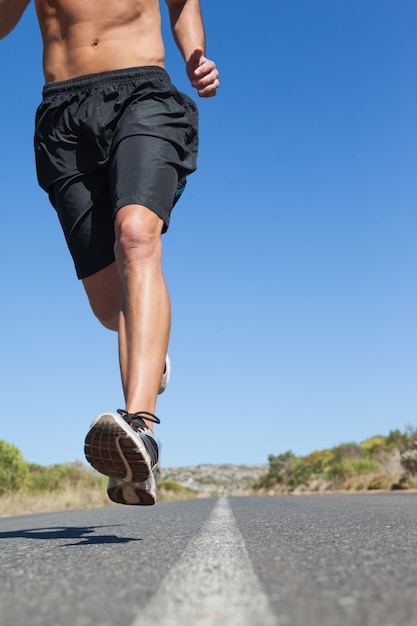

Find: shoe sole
<box><xmin>107</xmin><ymin>475</ymin><xmax>157</xmax><ymax>506</ymax></box>
<box><xmin>84</xmin><ymin>413</ymin><xmax>153</xmax><ymax>483</ymax></box>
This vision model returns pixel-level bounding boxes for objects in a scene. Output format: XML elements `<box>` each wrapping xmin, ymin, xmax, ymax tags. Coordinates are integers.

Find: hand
<box><xmin>186</xmin><ymin>47</ymin><xmax>220</xmax><ymax>98</ymax></box>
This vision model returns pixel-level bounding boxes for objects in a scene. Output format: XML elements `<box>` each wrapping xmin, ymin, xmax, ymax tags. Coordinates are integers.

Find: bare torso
<box><xmin>34</xmin><ymin>0</ymin><xmax>165</xmax><ymax>83</ymax></box>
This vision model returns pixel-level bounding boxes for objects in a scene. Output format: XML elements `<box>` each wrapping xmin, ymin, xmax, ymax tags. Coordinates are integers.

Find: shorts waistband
<box><xmin>42</xmin><ymin>66</ymin><xmax>169</xmax><ymax>97</ymax></box>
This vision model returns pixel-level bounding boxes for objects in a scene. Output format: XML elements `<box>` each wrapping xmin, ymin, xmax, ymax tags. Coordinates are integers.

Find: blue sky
<box><xmin>1</xmin><ymin>0</ymin><xmax>416</xmax><ymax>469</ymax></box>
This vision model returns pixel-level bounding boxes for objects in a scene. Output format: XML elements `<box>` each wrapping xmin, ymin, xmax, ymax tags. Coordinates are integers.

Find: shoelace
<box><xmin>117</xmin><ymin>409</ymin><xmax>161</xmax><ymax>432</ymax></box>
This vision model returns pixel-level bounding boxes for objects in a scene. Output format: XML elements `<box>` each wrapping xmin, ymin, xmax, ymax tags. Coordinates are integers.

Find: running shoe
<box><xmin>106</xmin><ymin>474</ymin><xmax>157</xmax><ymax>506</ymax></box>
<box><xmin>84</xmin><ymin>410</ymin><xmax>160</xmax><ymax>505</ymax></box>
<box><xmin>159</xmin><ymin>354</ymin><xmax>171</xmax><ymax>394</ymax></box>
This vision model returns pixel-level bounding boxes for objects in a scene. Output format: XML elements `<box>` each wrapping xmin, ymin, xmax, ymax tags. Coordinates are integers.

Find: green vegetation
<box><xmin>27</xmin><ymin>461</ymin><xmax>106</xmax><ymax>494</ymax></box>
<box><xmin>0</xmin><ymin>443</ymin><xmax>112</xmax><ymax>517</ymax></box>
<box><xmin>0</xmin><ymin>443</ymin><xmax>199</xmax><ymax>516</ymax></box>
<box><xmin>254</xmin><ymin>425</ymin><xmax>417</xmax><ymax>493</ymax></box>
<box><xmin>158</xmin><ymin>479</ymin><xmax>197</xmax><ymax>499</ymax></box>
<box><xmin>1</xmin><ymin>425</ymin><xmax>416</xmax><ymax>516</ymax></box>
<box><xmin>0</xmin><ymin>441</ymin><xmax>107</xmax><ymax>498</ymax></box>
<box><xmin>0</xmin><ymin>440</ymin><xmax>29</xmax><ymax>495</ymax></box>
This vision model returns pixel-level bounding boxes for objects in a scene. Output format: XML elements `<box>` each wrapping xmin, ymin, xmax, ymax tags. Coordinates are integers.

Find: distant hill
<box><xmin>160</xmin><ymin>464</ymin><xmax>268</xmax><ymax>497</ymax></box>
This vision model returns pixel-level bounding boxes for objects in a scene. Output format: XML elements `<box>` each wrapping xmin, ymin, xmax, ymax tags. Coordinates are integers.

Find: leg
<box><xmin>114</xmin><ymin>204</ymin><xmax>171</xmax><ymax>421</ymax></box>
<box><xmin>82</xmin><ymin>204</ymin><xmax>170</xmax><ymax>428</ymax></box>
<box><xmin>83</xmin><ymin>210</ymin><xmax>167</xmax><ymax>503</ymax></box>
<box><xmin>82</xmin><ymin>263</ymin><xmax>123</xmax><ymax>331</ymax></box>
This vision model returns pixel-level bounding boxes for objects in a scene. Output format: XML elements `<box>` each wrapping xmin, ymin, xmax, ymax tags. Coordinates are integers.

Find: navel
<box><xmin>92</xmin><ymin>39</ymin><xmax>99</xmax><ymax>49</ymax></box>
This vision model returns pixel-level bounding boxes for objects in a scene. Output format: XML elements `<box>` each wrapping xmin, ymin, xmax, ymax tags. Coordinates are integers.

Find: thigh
<box><xmin>109</xmin><ymin>134</ymin><xmax>185</xmax><ymax>234</ymax></box>
<box><xmin>51</xmin><ymin>173</ymin><xmax>116</xmax><ymax>279</ymax></box>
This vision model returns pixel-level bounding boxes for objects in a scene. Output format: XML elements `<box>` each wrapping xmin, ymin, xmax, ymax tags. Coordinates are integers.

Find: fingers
<box><xmin>186</xmin><ymin>48</ymin><xmax>220</xmax><ymax>98</ymax></box>
<box><xmin>191</xmin><ymin>58</ymin><xmax>220</xmax><ymax>98</ymax></box>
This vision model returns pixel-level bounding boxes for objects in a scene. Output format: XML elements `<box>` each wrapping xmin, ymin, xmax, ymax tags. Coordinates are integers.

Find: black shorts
<box><xmin>34</xmin><ymin>66</ymin><xmax>198</xmax><ymax>279</ymax></box>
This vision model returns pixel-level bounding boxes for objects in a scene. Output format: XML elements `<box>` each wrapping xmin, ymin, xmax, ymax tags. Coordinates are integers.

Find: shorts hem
<box><xmin>76</xmin><ymin>255</ymin><xmax>116</xmax><ymax>280</ymax></box>
<box><xmin>115</xmin><ymin>196</ymin><xmax>171</xmax><ymax>230</ymax></box>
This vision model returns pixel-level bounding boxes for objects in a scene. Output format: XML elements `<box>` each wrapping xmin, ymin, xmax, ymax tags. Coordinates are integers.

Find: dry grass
<box><xmin>0</xmin><ymin>484</ymin><xmax>114</xmax><ymax>518</ymax></box>
<box><xmin>0</xmin><ymin>481</ymin><xmax>201</xmax><ymax>518</ymax></box>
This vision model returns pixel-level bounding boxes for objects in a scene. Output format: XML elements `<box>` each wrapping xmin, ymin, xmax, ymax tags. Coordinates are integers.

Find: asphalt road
<box><xmin>1</xmin><ymin>493</ymin><xmax>417</xmax><ymax>626</ymax></box>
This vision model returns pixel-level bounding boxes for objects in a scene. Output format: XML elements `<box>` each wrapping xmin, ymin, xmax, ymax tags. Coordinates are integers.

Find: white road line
<box><xmin>131</xmin><ymin>497</ymin><xmax>279</xmax><ymax>626</ymax></box>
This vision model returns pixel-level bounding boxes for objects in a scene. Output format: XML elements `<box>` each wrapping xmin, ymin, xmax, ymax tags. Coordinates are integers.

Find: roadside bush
<box><xmin>367</xmin><ymin>475</ymin><xmax>392</xmax><ymax>490</ymax></box>
<box><xmin>331</xmin><ymin>443</ymin><xmax>364</xmax><ymax>462</ymax></box>
<box><xmin>400</xmin><ymin>450</ymin><xmax>417</xmax><ymax>475</ymax></box>
<box><xmin>360</xmin><ymin>436</ymin><xmax>393</xmax><ymax>455</ymax></box>
<box><xmin>386</xmin><ymin>429</ymin><xmax>410</xmax><ymax>450</ymax></box>
<box><xmin>255</xmin><ymin>449</ymin><xmax>334</xmax><ymax>490</ymax></box>
<box><xmin>287</xmin><ymin>457</ymin><xmax>314</xmax><ymax>488</ymax></box>
<box><xmin>27</xmin><ymin>462</ymin><xmax>105</xmax><ymax>493</ymax></box>
<box><xmin>158</xmin><ymin>479</ymin><xmax>196</xmax><ymax>499</ymax></box>
<box><xmin>396</xmin><ymin>426</ymin><xmax>417</xmax><ymax>475</ymax></box>
<box><xmin>0</xmin><ymin>440</ymin><xmax>29</xmax><ymax>494</ymax></box>
<box><xmin>328</xmin><ymin>443</ymin><xmax>381</xmax><ymax>481</ymax></box>
<box><xmin>301</xmin><ymin>449</ymin><xmax>333</xmax><ymax>473</ymax></box>
<box><xmin>159</xmin><ymin>479</ymin><xmax>190</xmax><ymax>494</ymax></box>
<box><xmin>257</xmin><ymin>439</ymin><xmax>386</xmax><ymax>492</ymax></box>
<box><xmin>253</xmin><ymin>452</ymin><xmax>295</xmax><ymax>488</ymax></box>
<box><xmin>329</xmin><ymin>457</ymin><xmax>381</xmax><ymax>480</ymax></box>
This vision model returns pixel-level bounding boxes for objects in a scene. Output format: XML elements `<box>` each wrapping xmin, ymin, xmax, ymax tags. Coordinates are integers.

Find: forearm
<box><xmin>166</xmin><ymin>0</ymin><xmax>219</xmax><ymax>98</ymax></box>
<box><xmin>166</xmin><ymin>0</ymin><xmax>206</xmax><ymax>62</ymax></box>
<box><xmin>0</xmin><ymin>0</ymin><xmax>30</xmax><ymax>39</ymax></box>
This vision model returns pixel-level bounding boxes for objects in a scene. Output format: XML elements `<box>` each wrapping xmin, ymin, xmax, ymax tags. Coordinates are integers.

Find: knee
<box><xmin>117</xmin><ymin>224</ymin><xmax>162</xmax><ymax>263</ymax></box>
<box><xmin>114</xmin><ymin>206</ymin><xmax>163</xmax><ymax>268</ymax></box>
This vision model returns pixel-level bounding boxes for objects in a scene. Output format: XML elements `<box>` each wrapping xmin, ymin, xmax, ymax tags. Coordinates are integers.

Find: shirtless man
<box><xmin>1</xmin><ymin>0</ymin><xmax>219</xmax><ymax>505</ymax></box>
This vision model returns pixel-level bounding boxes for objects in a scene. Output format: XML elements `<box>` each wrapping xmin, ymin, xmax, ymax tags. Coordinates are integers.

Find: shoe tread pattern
<box><xmin>84</xmin><ymin>415</ymin><xmax>151</xmax><ymax>482</ymax></box>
